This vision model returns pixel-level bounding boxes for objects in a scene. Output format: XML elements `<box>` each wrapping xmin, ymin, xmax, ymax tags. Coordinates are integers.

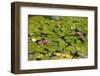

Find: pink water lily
<box><xmin>38</xmin><ymin>39</ymin><xmax>49</xmax><ymax>45</ymax></box>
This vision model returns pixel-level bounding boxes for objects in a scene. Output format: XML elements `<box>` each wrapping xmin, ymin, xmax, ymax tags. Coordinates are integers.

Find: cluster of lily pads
<box><xmin>28</xmin><ymin>15</ymin><xmax>88</xmax><ymax>61</ymax></box>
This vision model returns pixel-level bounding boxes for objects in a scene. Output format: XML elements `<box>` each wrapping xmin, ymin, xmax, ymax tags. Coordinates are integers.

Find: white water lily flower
<box><xmin>31</xmin><ymin>38</ymin><xmax>37</xmax><ymax>42</ymax></box>
<box><xmin>58</xmin><ymin>24</ymin><xmax>61</xmax><ymax>27</ymax></box>
<box><xmin>31</xmin><ymin>32</ymin><xmax>34</xmax><ymax>36</ymax></box>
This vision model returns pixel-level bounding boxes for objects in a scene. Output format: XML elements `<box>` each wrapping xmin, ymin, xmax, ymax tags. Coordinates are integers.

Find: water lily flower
<box><xmin>30</xmin><ymin>32</ymin><xmax>34</xmax><ymax>36</ymax></box>
<box><xmin>36</xmin><ymin>39</ymin><xmax>49</xmax><ymax>45</ymax></box>
<box><xmin>31</xmin><ymin>38</ymin><xmax>37</xmax><ymax>42</ymax></box>
<box><xmin>58</xmin><ymin>24</ymin><xmax>61</xmax><ymax>27</ymax></box>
